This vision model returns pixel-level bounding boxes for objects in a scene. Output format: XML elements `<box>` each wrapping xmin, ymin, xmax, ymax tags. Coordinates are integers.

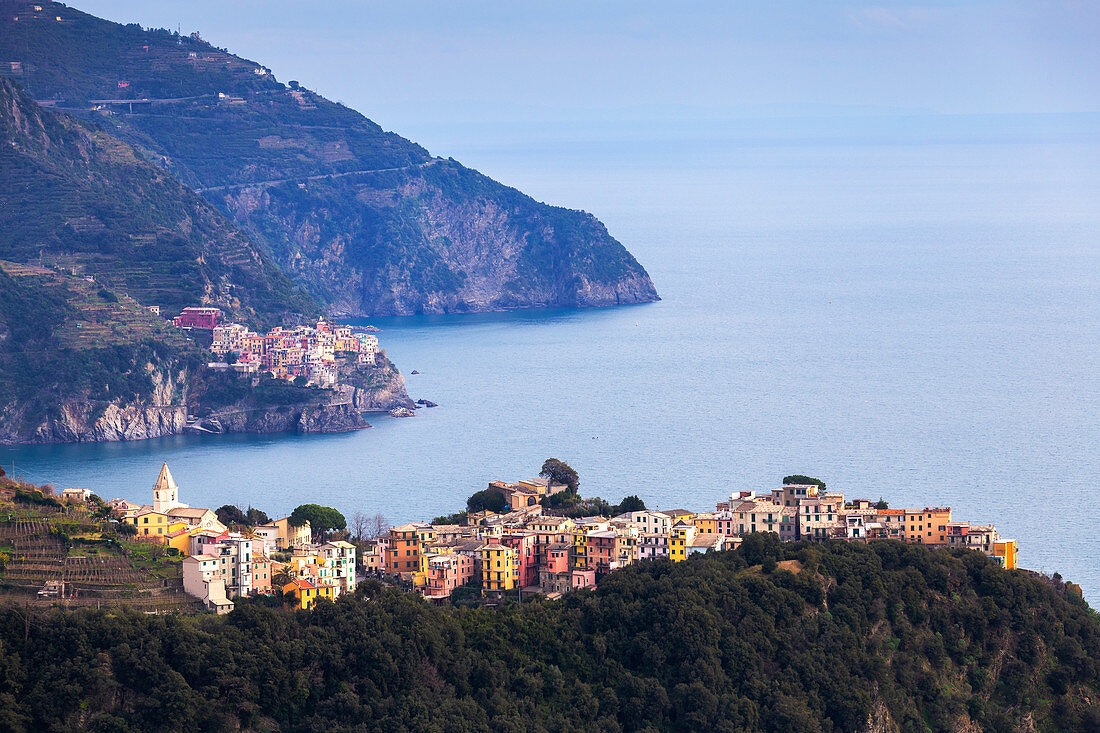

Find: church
<box><xmin>120</xmin><ymin>463</ymin><xmax>226</xmax><ymax>538</ymax></box>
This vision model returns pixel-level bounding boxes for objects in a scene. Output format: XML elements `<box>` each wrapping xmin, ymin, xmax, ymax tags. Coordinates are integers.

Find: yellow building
<box><xmin>670</xmin><ymin>521</ymin><xmax>697</xmax><ymax>562</ymax></box>
<box><xmin>267</xmin><ymin>516</ymin><xmax>312</xmax><ymax>550</ymax></box>
<box><xmin>571</xmin><ymin>529</ymin><xmax>589</xmax><ymax>570</ymax></box>
<box><xmin>126</xmin><ymin>509</ymin><xmax>171</xmax><ymax>538</ymax></box>
<box><xmin>283</xmin><ymin>579</ymin><xmax>320</xmax><ymax>609</ymax></box>
<box><xmin>480</xmin><ymin>544</ymin><xmax>517</xmax><ymax>592</ymax></box>
<box><xmin>993</xmin><ymin>540</ymin><xmax>1018</xmax><ymax>570</ymax></box>
<box><xmin>166</xmin><ymin>522</ymin><xmax>193</xmax><ymax>555</ymax></box>
<box><xmin>693</xmin><ymin>513</ymin><xmax>718</xmax><ymax>534</ymax></box>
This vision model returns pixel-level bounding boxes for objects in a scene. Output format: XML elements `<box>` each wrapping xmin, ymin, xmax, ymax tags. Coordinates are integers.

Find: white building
<box><xmin>182</xmin><ymin>555</ymin><xmax>234</xmax><ymax>614</ymax></box>
<box><xmin>320</xmin><ymin>540</ymin><xmax>357</xmax><ymax>594</ymax></box>
<box><xmin>152</xmin><ymin>462</ymin><xmax>186</xmax><ymax>513</ymax></box>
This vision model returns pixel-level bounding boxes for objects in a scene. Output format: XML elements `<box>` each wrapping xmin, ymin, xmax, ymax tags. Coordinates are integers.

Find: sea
<box><xmin>7</xmin><ymin>114</ymin><xmax>1100</xmax><ymax>602</ymax></box>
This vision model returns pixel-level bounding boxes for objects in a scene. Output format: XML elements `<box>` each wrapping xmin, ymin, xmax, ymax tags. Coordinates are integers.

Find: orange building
<box><xmin>904</xmin><ymin>507</ymin><xmax>952</xmax><ymax>544</ymax></box>
<box><xmin>386</xmin><ymin>523</ymin><xmax>436</xmax><ymax>574</ymax></box>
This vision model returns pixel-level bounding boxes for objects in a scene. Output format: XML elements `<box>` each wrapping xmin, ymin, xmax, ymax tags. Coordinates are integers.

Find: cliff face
<box><xmin>0</xmin><ymin>2</ymin><xmax>659</xmax><ymax>316</ymax></box>
<box><xmin>222</xmin><ymin>161</ymin><xmax>659</xmax><ymax>316</ymax></box>
<box><xmin>0</xmin><ymin>365</ymin><xmax>190</xmax><ymax>445</ymax></box>
<box><xmin>201</xmin><ymin>375</ymin><xmax>414</xmax><ymax>436</ymax></box>
<box><xmin>0</xmin><ymin>368</ymin><xmax>414</xmax><ymax>445</ymax></box>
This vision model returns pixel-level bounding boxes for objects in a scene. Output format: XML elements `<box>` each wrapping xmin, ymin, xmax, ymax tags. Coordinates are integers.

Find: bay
<box><xmin>7</xmin><ymin>129</ymin><xmax>1099</xmax><ymax>601</ymax></box>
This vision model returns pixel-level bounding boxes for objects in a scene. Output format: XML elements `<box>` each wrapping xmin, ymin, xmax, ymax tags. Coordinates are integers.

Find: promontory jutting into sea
<box><xmin>1</xmin><ymin>0</ymin><xmax>1098</xmax><ymax>729</ymax></box>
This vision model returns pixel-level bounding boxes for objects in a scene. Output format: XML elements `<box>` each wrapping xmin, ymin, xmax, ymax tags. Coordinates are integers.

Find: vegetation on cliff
<box><xmin>0</xmin><ymin>262</ymin><xmax>205</xmax><ymax>438</ymax></box>
<box><xmin>0</xmin><ymin>0</ymin><xmax>658</xmax><ymax>316</ymax></box>
<box><xmin>0</xmin><ymin>262</ymin><xmax>408</xmax><ymax>443</ymax></box>
<box><xmin>0</xmin><ymin>540</ymin><xmax>1096</xmax><ymax>731</ymax></box>
<box><xmin>0</xmin><ymin>76</ymin><xmax>315</xmax><ymax>325</ymax></box>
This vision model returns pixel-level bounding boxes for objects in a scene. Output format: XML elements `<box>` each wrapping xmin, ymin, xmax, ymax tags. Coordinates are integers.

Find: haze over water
<box><xmin>10</xmin><ymin>123</ymin><xmax>1099</xmax><ymax>600</ymax></box>
<box><xmin>12</xmin><ymin>1</ymin><xmax>1100</xmax><ymax>600</ymax></box>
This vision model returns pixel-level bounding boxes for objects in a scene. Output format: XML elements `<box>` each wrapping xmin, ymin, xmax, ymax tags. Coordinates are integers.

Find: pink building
<box><xmin>252</xmin><ymin>555</ymin><xmax>273</xmax><ymax>594</ymax></box>
<box><xmin>502</xmin><ymin>531</ymin><xmax>539</xmax><ymax>588</ymax></box>
<box><xmin>425</xmin><ymin>553</ymin><xmax>476</xmax><ymax>599</ymax></box>
<box><xmin>571</xmin><ymin>569</ymin><xmax>596</xmax><ymax>590</ymax></box>
<box><xmin>544</xmin><ymin>542</ymin><xmax>571</xmax><ymax>574</ymax></box>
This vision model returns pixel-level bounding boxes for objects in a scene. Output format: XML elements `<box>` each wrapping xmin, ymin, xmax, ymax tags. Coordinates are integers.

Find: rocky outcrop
<box><xmin>0</xmin><ymin>360</ymin><xmax>414</xmax><ymax>445</ymax></box>
<box><xmin>0</xmin><ymin>367</ymin><xmax>190</xmax><ymax>445</ymax></box>
<box><xmin>203</xmin><ymin>379</ymin><xmax>414</xmax><ymax>436</ymax></box>
<box><xmin>221</xmin><ymin>161</ymin><xmax>660</xmax><ymax>316</ymax></box>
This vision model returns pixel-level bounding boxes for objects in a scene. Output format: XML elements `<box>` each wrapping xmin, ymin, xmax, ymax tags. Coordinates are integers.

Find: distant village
<box><xmin>99</xmin><ymin>464</ymin><xmax>1018</xmax><ymax>613</ymax></box>
<box><xmin>172</xmin><ymin>306</ymin><xmax>380</xmax><ymax>388</ymax></box>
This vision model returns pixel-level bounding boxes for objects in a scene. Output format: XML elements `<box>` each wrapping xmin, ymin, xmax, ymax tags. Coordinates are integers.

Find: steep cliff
<box><xmin>223</xmin><ymin>160</ymin><xmax>660</xmax><ymax>315</ymax></box>
<box><xmin>192</xmin><ymin>355</ymin><xmax>413</xmax><ymax>436</ymax></box>
<box><xmin>0</xmin><ymin>0</ymin><xmax>659</xmax><ymax>315</ymax></box>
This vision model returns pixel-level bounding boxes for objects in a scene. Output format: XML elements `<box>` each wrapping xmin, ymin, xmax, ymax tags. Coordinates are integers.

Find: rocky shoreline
<box><xmin>0</xmin><ymin>375</ymin><xmax>414</xmax><ymax>446</ymax></box>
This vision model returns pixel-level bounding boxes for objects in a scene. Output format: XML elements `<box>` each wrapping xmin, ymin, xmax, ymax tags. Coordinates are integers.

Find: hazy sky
<box><xmin>77</xmin><ymin>0</ymin><xmax>1098</xmax><ymax>128</ymax></box>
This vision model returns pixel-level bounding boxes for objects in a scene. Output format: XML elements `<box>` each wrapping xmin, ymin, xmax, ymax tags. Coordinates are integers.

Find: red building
<box><xmin>173</xmin><ymin>307</ymin><xmax>223</xmax><ymax>329</ymax></box>
<box><xmin>503</xmin><ymin>531</ymin><xmax>539</xmax><ymax>588</ymax></box>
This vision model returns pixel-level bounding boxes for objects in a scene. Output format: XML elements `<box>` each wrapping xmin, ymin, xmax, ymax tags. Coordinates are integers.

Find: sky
<box><xmin>75</xmin><ymin>0</ymin><xmax>1099</xmax><ymax>135</ymax></box>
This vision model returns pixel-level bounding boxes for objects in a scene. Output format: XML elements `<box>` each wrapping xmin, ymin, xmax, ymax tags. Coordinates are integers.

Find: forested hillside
<box><xmin>0</xmin><ymin>0</ymin><xmax>659</xmax><ymax>316</ymax></box>
<box><xmin>1</xmin><ymin>539</ymin><xmax>1097</xmax><ymax>732</ymax></box>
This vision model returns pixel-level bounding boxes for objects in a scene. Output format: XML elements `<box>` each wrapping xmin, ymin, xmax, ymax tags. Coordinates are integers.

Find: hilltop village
<box><xmin>5</xmin><ymin>464</ymin><xmax>1019</xmax><ymax>614</ymax></box>
<box><xmin>173</xmin><ymin>307</ymin><xmax>380</xmax><ymax>388</ymax></box>
<box><xmin>367</xmin><ymin>477</ymin><xmax>1019</xmax><ymax>601</ymax></box>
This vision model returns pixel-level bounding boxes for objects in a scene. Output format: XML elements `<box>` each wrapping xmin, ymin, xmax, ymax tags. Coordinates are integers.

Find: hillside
<box><xmin>0</xmin><ymin>75</ymin><xmax>315</xmax><ymax>326</ymax></box>
<box><xmin>0</xmin><ymin>539</ymin><xmax>1097</xmax><ymax>731</ymax></box>
<box><xmin>0</xmin><ymin>261</ymin><xmax>205</xmax><ymax>442</ymax></box>
<box><xmin>0</xmin><ymin>0</ymin><xmax>659</xmax><ymax>315</ymax></box>
<box><xmin>0</xmin><ymin>262</ymin><xmax>411</xmax><ymax>443</ymax></box>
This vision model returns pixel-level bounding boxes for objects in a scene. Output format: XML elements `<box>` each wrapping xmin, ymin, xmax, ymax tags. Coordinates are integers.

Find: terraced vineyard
<box><xmin>0</xmin><ymin>502</ymin><xmax>201</xmax><ymax>613</ymax></box>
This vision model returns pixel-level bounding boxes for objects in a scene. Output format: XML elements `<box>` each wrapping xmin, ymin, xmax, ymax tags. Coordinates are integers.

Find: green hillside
<box><xmin>0</xmin><ymin>261</ymin><xmax>204</xmax><ymax>437</ymax></box>
<box><xmin>0</xmin><ymin>75</ymin><xmax>316</xmax><ymax>326</ymax></box>
<box><xmin>0</xmin><ymin>0</ymin><xmax>659</xmax><ymax>316</ymax></box>
<box><xmin>0</xmin><ymin>540</ymin><xmax>1097</xmax><ymax>731</ymax></box>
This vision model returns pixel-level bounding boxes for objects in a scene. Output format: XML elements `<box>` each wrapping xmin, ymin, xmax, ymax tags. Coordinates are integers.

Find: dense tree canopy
<box><xmin>783</xmin><ymin>474</ymin><xmax>826</xmax><ymax>489</ymax></box>
<box><xmin>288</xmin><ymin>504</ymin><xmax>346</xmax><ymax>539</ymax></box>
<box><xmin>540</xmin><ymin>458</ymin><xmax>580</xmax><ymax>493</ymax></box>
<box><xmin>215</xmin><ymin>504</ymin><xmax>248</xmax><ymax>527</ymax></box>
<box><xmin>0</xmin><ymin>541</ymin><xmax>1096</xmax><ymax>732</ymax></box>
<box><xmin>466</xmin><ymin>489</ymin><xmax>506</xmax><ymax>514</ymax></box>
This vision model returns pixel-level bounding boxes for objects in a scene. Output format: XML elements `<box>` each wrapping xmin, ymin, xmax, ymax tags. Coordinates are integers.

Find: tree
<box><xmin>541</xmin><ymin>458</ymin><xmax>579</xmax><ymax>493</ymax></box>
<box><xmin>293</xmin><ymin>375</ymin><xmax>308</xmax><ymax>387</ymax></box>
<box><xmin>783</xmin><ymin>475</ymin><xmax>826</xmax><ymax>490</ymax></box>
<box><xmin>246</xmin><ymin>507</ymin><xmax>270</xmax><ymax>525</ymax></box>
<box><xmin>116</xmin><ymin>522</ymin><xmax>137</xmax><ymax>536</ymax></box>
<box><xmin>272</xmin><ymin>566</ymin><xmax>295</xmax><ymax>589</ymax></box>
<box><xmin>616</xmin><ymin>495</ymin><xmax>646</xmax><ymax>513</ymax></box>
<box><xmin>874</xmin><ymin>498</ymin><xmax>889</xmax><ymax>510</ymax></box>
<box><xmin>368</xmin><ymin>513</ymin><xmax>389</xmax><ymax>539</ymax></box>
<box><xmin>216</xmin><ymin>504</ymin><xmax>248</xmax><ymax>527</ymax></box>
<box><xmin>466</xmin><ymin>488</ymin><xmax>505</xmax><ymax>514</ymax></box>
<box><xmin>350</xmin><ymin>511</ymin><xmax>369</xmax><ymax>542</ymax></box>
<box><xmin>289</xmin><ymin>504</ymin><xmax>346</xmax><ymax>541</ymax></box>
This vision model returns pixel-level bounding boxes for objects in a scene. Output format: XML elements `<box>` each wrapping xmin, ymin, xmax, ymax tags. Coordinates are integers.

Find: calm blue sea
<box><xmin>8</xmin><ymin>124</ymin><xmax>1100</xmax><ymax>601</ymax></box>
